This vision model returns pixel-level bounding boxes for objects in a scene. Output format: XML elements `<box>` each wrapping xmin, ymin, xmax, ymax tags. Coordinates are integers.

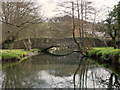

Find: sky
<box><xmin>1</xmin><ymin>0</ymin><xmax>119</xmax><ymax>18</ymax></box>
<box><xmin>36</xmin><ymin>0</ymin><xmax>119</xmax><ymax>21</ymax></box>
<box><xmin>36</xmin><ymin>0</ymin><xmax>119</xmax><ymax>20</ymax></box>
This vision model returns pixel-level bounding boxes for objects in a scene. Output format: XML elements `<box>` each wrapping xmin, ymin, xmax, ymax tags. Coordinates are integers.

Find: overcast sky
<box><xmin>37</xmin><ymin>0</ymin><xmax>119</xmax><ymax>21</ymax></box>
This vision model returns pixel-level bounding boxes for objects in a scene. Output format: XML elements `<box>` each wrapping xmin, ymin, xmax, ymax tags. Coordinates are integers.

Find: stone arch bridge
<box><xmin>31</xmin><ymin>38</ymin><xmax>78</xmax><ymax>50</ymax></box>
<box><xmin>3</xmin><ymin>37</ymin><xmax>107</xmax><ymax>49</ymax></box>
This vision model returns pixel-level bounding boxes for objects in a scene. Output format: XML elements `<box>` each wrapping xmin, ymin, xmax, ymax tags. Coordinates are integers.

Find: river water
<box><xmin>0</xmin><ymin>52</ymin><xmax>120</xmax><ymax>88</ymax></box>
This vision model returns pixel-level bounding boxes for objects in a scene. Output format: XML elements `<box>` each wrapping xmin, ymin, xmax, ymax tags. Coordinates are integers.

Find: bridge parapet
<box><xmin>2</xmin><ymin>37</ymin><xmax>107</xmax><ymax>49</ymax></box>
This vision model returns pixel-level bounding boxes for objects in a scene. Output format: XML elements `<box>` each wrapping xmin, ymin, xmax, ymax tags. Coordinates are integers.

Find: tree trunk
<box><xmin>23</xmin><ymin>39</ymin><xmax>32</xmax><ymax>51</ymax></box>
<box><xmin>112</xmin><ymin>37</ymin><xmax>117</xmax><ymax>49</ymax></box>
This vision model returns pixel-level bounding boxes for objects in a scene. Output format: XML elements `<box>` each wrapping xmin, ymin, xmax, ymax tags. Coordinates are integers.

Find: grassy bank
<box><xmin>88</xmin><ymin>47</ymin><xmax>120</xmax><ymax>64</ymax></box>
<box><xmin>0</xmin><ymin>49</ymin><xmax>40</xmax><ymax>61</ymax></box>
<box><xmin>87</xmin><ymin>47</ymin><xmax>120</xmax><ymax>76</ymax></box>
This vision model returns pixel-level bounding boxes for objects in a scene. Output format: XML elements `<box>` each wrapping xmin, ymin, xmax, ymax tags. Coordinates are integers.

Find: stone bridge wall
<box><xmin>2</xmin><ymin>37</ymin><xmax>107</xmax><ymax>49</ymax></box>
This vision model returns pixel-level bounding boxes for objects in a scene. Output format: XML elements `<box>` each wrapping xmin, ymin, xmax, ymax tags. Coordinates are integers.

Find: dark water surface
<box><xmin>0</xmin><ymin>52</ymin><xmax>120</xmax><ymax>88</ymax></box>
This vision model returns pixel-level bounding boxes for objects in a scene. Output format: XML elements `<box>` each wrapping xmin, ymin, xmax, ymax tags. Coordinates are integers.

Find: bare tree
<box><xmin>1</xmin><ymin>1</ymin><xmax>43</xmax><ymax>50</ymax></box>
<box><xmin>54</xmin><ymin>0</ymin><xmax>97</xmax><ymax>56</ymax></box>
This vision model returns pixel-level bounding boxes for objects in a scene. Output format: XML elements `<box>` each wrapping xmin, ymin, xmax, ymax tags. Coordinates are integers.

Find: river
<box><xmin>0</xmin><ymin>52</ymin><xmax>120</xmax><ymax>88</ymax></box>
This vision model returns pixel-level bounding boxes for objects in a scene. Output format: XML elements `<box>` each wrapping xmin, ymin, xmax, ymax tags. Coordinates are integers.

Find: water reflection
<box><xmin>1</xmin><ymin>53</ymin><xmax>120</xmax><ymax>88</ymax></box>
<box><xmin>73</xmin><ymin>57</ymin><xmax>120</xmax><ymax>89</ymax></box>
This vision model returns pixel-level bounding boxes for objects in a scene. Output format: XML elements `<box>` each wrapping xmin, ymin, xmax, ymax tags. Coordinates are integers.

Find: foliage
<box><xmin>117</xmin><ymin>2</ymin><xmax>120</xmax><ymax>39</ymax></box>
<box><xmin>88</xmin><ymin>49</ymin><xmax>100</xmax><ymax>56</ymax></box>
<box><xmin>88</xmin><ymin>47</ymin><xmax>120</xmax><ymax>60</ymax></box>
<box><xmin>103</xmin><ymin>2</ymin><xmax>120</xmax><ymax>48</ymax></box>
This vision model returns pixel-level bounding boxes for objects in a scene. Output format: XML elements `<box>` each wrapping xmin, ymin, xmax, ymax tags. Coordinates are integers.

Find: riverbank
<box><xmin>88</xmin><ymin>57</ymin><xmax>120</xmax><ymax>77</ymax></box>
<box><xmin>0</xmin><ymin>49</ymin><xmax>40</xmax><ymax>61</ymax></box>
<box><xmin>88</xmin><ymin>47</ymin><xmax>120</xmax><ymax>64</ymax></box>
<box><xmin>87</xmin><ymin>47</ymin><xmax>120</xmax><ymax>76</ymax></box>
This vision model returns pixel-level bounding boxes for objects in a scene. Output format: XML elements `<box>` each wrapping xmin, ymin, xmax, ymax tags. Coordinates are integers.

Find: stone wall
<box><xmin>2</xmin><ymin>37</ymin><xmax>108</xmax><ymax>49</ymax></box>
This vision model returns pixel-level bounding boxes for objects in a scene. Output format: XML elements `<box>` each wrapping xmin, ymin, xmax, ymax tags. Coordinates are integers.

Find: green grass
<box><xmin>88</xmin><ymin>47</ymin><xmax>120</xmax><ymax>60</ymax></box>
<box><xmin>0</xmin><ymin>49</ymin><xmax>39</xmax><ymax>60</ymax></box>
<box><xmin>88</xmin><ymin>47</ymin><xmax>120</xmax><ymax>76</ymax></box>
<box><xmin>30</xmin><ymin>49</ymin><xmax>40</xmax><ymax>52</ymax></box>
